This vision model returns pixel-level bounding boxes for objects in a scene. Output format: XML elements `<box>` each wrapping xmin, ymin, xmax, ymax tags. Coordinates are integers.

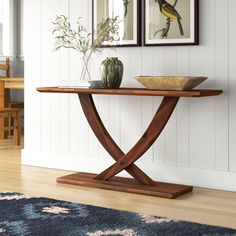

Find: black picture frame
<box><xmin>144</xmin><ymin>0</ymin><xmax>199</xmax><ymax>46</ymax></box>
<box><xmin>92</xmin><ymin>0</ymin><xmax>142</xmax><ymax>47</ymax></box>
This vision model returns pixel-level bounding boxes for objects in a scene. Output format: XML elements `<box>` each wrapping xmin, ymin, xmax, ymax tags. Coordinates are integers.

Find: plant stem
<box><xmin>161</xmin><ymin>18</ymin><xmax>171</xmax><ymax>38</ymax></box>
<box><xmin>80</xmin><ymin>49</ymin><xmax>93</xmax><ymax>80</ymax></box>
<box><xmin>173</xmin><ymin>0</ymin><xmax>178</xmax><ymax>7</ymax></box>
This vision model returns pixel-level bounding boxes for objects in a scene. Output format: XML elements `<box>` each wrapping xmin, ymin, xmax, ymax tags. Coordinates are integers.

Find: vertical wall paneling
<box><xmin>140</xmin><ymin>47</ymin><xmax>154</xmax><ymax>164</ymax></box>
<box><xmin>23</xmin><ymin>0</ymin><xmax>31</xmax><ymax>150</ymax></box>
<box><xmin>49</xmin><ymin>0</ymin><xmax>63</xmax><ymax>153</ymax></box>
<box><xmin>98</xmin><ymin>94</ymin><xmax>110</xmax><ymax>160</ymax></box>
<box><xmin>87</xmin><ymin>0</ymin><xmax>99</xmax><ymax>158</ymax></box>
<box><xmin>152</xmin><ymin>47</ymin><xmax>165</xmax><ymax>165</ymax></box>
<box><xmin>229</xmin><ymin>0</ymin><xmax>236</xmax><ymax>172</ymax></box>
<box><xmin>24</xmin><ymin>0</ymin><xmax>41</xmax><ymax>152</ymax></box>
<box><xmin>89</xmin><ymin>52</ymin><xmax>102</xmax><ymax>158</ymax></box>
<box><xmin>176</xmin><ymin>47</ymin><xmax>190</xmax><ymax>167</ymax></box>
<box><xmin>88</xmin><ymin>94</ymin><xmax>100</xmax><ymax>158</ymax></box>
<box><xmin>57</xmin><ymin>0</ymin><xmax>70</xmax><ymax>155</ymax></box>
<box><xmin>215</xmin><ymin>0</ymin><xmax>229</xmax><ymax>171</ymax></box>
<box><xmin>164</xmin><ymin>47</ymin><xmax>177</xmax><ymax>165</ymax></box>
<box><xmin>31</xmin><ymin>0</ymin><xmax>41</xmax><ymax>152</ymax></box>
<box><xmin>108</xmin><ymin>49</ymin><xmax>122</xmax><ymax>151</ymax></box>
<box><xmin>189</xmin><ymin>0</ymin><xmax>216</xmax><ymax>169</ymax></box>
<box><xmin>109</xmin><ymin>93</ymin><xmax>120</xmax><ymax>149</ymax></box>
<box><xmin>87</xmin><ymin>94</ymin><xmax>99</xmax><ymax>158</ymax></box>
<box><xmin>97</xmin><ymin>49</ymin><xmax>111</xmax><ymax>160</ymax></box>
<box><xmin>40</xmin><ymin>0</ymin><xmax>55</xmax><ymax>153</ymax></box>
<box><xmin>69</xmin><ymin>0</ymin><xmax>89</xmax><ymax>157</ymax></box>
<box><xmin>120</xmin><ymin>48</ymin><xmax>141</xmax><ymax>158</ymax></box>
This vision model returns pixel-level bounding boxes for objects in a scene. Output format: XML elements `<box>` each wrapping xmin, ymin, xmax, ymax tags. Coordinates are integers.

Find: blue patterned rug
<box><xmin>0</xmin><ymin>193</ymin><xmax>235</xmax><ymax>236</ymax></box>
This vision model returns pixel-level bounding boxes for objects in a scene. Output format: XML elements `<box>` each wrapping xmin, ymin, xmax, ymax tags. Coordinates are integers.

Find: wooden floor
<box><xmin>0</xmin><ymin>137</ymin><xmax>236</xmax><ymax>230</ymax></box>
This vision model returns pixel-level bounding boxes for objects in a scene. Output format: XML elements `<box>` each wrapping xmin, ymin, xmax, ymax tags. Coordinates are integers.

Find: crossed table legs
<box><xmin>57</xmin><ymin>94</ymin><xmax>193</xmax><ymax>199</ymax></box>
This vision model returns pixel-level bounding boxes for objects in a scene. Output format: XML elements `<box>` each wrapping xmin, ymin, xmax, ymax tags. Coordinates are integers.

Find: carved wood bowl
<box><xmin>135</xmin><ymin>76</ymin><xmax>208</xmax><ymax>91</ymax></box>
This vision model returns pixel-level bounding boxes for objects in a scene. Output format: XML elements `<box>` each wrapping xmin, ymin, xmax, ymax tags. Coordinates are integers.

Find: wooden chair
<box><xmin>0</xmin><ymin>58</ymin><xmax>24</xmax><ymax>107</ymax></box>
<box><xmin>0</xmin><ymin>108</ymin><xmax>22</xmax><ymax>145</ymax></box>
<box><xmin>0</xmin><ymin>58</ymin><xmax>10</xmax><ymax>78</ymax></box>
<box><xmin>0</xmin><ymin>58</ymin><xmax>24</xmax><ymax>135</ymax></box>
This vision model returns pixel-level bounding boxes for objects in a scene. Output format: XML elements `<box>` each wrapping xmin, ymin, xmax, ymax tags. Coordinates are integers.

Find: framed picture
<box><xmin>92</xmin><ymin>0</ymin><xmax>141</xmax><ymax>47</ymax></box>
<box><xmin>144</xmin><ymin>0</ymin><xmax>199</xmax><ymax>46</ymax></box>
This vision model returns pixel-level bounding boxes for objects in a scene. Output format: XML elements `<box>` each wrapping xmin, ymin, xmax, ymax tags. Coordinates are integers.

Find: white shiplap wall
<box><xmin>22</xmin><ymin>0</ymin><xmax>236</xmax><ymax>191</ymax></box>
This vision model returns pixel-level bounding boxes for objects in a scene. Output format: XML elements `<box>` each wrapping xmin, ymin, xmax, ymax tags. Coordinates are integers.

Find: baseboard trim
<box><xmin>21</xmin><ymin>149</ymin><xmax>236</xmax><ymax>192</ymax></box>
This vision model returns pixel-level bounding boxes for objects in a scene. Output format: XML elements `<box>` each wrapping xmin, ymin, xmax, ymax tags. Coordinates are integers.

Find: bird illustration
<box><xmin>155</xmin><ymin>0</ymin><xmax>184</xmax><ymax>36</ymax></box>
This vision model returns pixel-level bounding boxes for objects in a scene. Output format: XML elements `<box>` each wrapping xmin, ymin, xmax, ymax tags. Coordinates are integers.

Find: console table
<box><xmin>37</xmin><ymin>87</ymin><xmax>223</xmax><ymax>199</ymax></box>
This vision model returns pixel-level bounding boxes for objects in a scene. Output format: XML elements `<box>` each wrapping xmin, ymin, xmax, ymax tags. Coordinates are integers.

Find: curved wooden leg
<box><xmin>57</xmin><ymin>95</ymin><xmax>193</xmax><ymax>198</ymax></box>
<box><xmin>95</xmin><ymin>97</ymin><xmax>179</xmax><ymax>181</ymax></box>
<box><xmin>78</xmin><ymin>94</ymin><xmax>155</xmax><ymax>186</ymax></box>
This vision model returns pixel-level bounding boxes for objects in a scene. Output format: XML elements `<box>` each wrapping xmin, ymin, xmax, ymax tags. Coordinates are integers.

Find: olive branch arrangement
<box><xmin>52</xmin><ymin>15</ymin><xmax>120</xmax><ymax>80</ymax></box>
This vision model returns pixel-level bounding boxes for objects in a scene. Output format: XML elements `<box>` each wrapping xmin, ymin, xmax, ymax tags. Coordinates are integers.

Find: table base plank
<box><xmin>57</xmin><ymin>172</ymin><xmax>193</xmax><ymax>199</ymax></box>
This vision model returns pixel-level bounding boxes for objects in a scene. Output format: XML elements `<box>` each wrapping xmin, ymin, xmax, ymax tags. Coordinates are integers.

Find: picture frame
<box><xmin>92</xmin><ymin>0</ymin><xmax>141</xmax><ymax>47</ymax></box>
<box><xmin>144</xmin><ymin>0</ymin><xmax>199</xmax><ymax>46</ymax></box>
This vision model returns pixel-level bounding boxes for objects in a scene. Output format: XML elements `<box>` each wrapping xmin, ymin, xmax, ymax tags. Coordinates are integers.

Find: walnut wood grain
<box><xmin>78</xmin><ymin>94</ymin><xmax>155</xmax><ymax>186</ymax></box>
<box><xmin>95</xmin><ymin>97</ymin><xmax>179</xmax><ymax>181</ymax></box>
<box><xmin>57</xmin><ymin>172</ymin><xmax>193</xmax><ymax>198</ymax></box>
<box><xmin>37</xmin><ymin>87</ymin><xmax>223</xmax><ymax>97</ymax></box>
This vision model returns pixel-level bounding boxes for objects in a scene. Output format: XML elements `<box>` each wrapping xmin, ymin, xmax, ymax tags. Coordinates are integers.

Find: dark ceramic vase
<box><xmin>100</xmin><ymin>57</ymin><xmax>123</xmax><ymax>89</ymax></box>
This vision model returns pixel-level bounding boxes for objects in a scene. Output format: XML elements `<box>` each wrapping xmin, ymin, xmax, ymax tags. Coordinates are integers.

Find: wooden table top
<box><xmin>37</xmin><ymin>87</ymin><xmax>223</xmax><ymax>98</ymax></box>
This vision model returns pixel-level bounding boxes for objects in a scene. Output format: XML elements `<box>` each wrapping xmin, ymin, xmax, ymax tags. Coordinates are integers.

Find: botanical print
<box><xmin>95</xmin><ymin>0</ymin><xmax>134</xmax><ymax>41</ymax></box>
<box><xmin>93</xmin><ymin>0</ymin><xmax>140</xmax><ymax>46</ymax></box>
<box><xmin>149</xmin><ymin>0</ymin><xmax>190</xmax><ymax>40</ymax></box>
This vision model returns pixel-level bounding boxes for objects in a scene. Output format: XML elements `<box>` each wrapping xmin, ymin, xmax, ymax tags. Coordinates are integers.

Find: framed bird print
<box><xmin>92</xmin><ymin>0</ymin><xmax>141</xmax><ymax>47</ymax></box>
<box><xmin>144</xmin><ymin>0</ymin><xmax>199</xmax><ymax>46</ymax></box>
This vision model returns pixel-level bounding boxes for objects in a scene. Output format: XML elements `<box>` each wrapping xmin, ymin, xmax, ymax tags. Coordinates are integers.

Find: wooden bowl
<box><xmin>135</xmin><ymin>76</ymin><xmax>208</xmax><ymax>91</ymax></box>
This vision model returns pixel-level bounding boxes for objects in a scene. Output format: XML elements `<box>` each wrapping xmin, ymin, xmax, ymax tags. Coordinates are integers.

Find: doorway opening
<box><xmin>0</xmin><ymin>0</ymin><xmax>24</xmax><ymax>149</ymax></box>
